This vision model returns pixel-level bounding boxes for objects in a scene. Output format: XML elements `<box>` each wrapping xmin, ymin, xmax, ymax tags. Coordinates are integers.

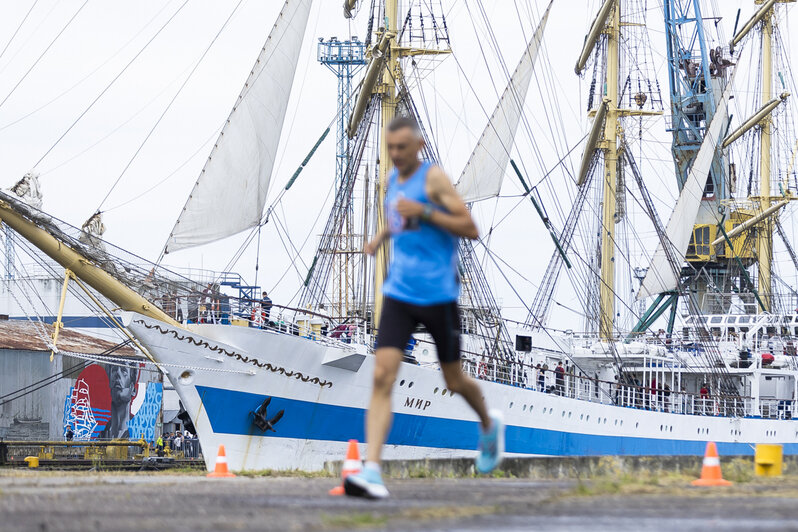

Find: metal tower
<box><xmin>316</xmin><ymin>37</ymin><xmax>367</xmax><ymax>318</ymax></box>
<box><xmin>317</xmin><ymin>37</ymin><xmax>367</xmax><ymax>186</ymax></box>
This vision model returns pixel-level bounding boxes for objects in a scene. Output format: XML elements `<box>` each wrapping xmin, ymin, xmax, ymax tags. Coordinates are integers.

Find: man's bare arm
<box><xmin>423</xmin><ymin>166</ymin><xmax>479</xmax><ymax>239</ymax></box>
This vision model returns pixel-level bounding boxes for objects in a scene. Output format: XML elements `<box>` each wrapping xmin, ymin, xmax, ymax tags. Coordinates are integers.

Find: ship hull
<box><xmin>126</xmin><ymin>314</ymin><xmax>798</xmax><ymax>472</ymax></box>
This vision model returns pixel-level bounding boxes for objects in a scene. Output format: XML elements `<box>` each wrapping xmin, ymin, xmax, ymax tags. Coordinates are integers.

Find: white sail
<box><xmin>455</xmin><ymin>1</ymin><xmax>551</xmax><ymax>203</ymax></box>
<box><xmin>164</xmin><ymin>0</ymin><xmax>313</xmax><ymax>254</ymax></box>
<box><xmin>637</xmin><ymin>76</ymin><xmax>735</xmax><ymax>299</ymax></box>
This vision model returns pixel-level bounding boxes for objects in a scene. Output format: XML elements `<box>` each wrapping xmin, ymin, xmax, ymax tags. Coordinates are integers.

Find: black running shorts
<box><xmin>376</xmin><ymin>296</ymin><xmax>461</xmax><ymax>364</ymax></box>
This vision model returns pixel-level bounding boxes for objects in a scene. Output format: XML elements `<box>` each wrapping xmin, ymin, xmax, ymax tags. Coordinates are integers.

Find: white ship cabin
<box><xmin>500</xmin><ymin>319</ymin><xmax>798</xmax><ymax>422</ymax></box>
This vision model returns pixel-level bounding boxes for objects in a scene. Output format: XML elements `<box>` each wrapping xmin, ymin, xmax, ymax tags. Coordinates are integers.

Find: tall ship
<box><xmin>3</xmin><ymin>0</ymin><xmax>798</xmax><ymax>471</ymax></box>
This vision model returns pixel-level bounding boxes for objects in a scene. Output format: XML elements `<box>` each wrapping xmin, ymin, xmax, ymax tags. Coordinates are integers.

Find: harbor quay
<box><xmin>3</xmin><ymin>455</ymin><xmax>798</xmax><ymax>532</ymax></box>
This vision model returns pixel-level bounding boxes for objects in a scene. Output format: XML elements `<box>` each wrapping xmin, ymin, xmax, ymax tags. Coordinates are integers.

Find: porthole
<box><xmin>434</xmin><ymin>387</ymin><xmax>439</xmax><ymax>394</ymax></box>
<box><xmin>568</xmin><ymin>412</ymin><xmax>572</xmax><ymax>419</ymax></box>
<box><xmin>660</xmin><ymin>425</ymin><xmax>663</xmax><ymax>431</ymax></box>
<box><xmin>550</xmin><ymin>409</ymin><xmax>554</xmax><ymax>415</ymax></box>
<box><xmin>697</xmin><ymin>428</ymin><xmax>700</xmax><ymax>435</ymax></box>
<box><xmin>178</xmin><ymin>370</ymin><xmax>194</xmax><ymax>385</ymax></box>
<box><xmin>523</xmin><ymin>405</ymin><xmax>527</xmax><ymax>411</ymax></box>
<box><xmin>614</xmin><ymin>419</ymin><xmax>618</xmax><ymax>426</ymax></box>
<box><xmin>620</xmin><ymin>420</ymin><xmax>624</xmax><ymax>426</ymax></box>
<box><xmin>603</xmin><ymin>418</ymin><xmax>607</xmax><ymax>424</ymax></box>
<box><xmin>586</xmin><ymin>415</ymin><xmax>590</xmax><ymax>422</ymax></box>
<box><xmin>669</xmin><ymin>426</ymin><xmax>673</xmax><ymax>433</ymax></box>
<box><xmin>635</xmin><ymin>422</ymin><xmax>639</xmax><ymax>428</ymax></box>
<box><xmin>562</xmin><ymin>411</ymin><xmax>566</xmax><ymax>418</ymax></box>
<box><xmin>580</xmin><ymin>414</ymin><xmax>584</xmax><ymax>420</ymax></box>
<box><xmin>400</xmin><ymin>380</ymin><xmax>406</xmax><ymax>386</ymax></box>
<box><xmin>509</xmin><ymin>402</ymin><xmax>514</xmax><ymax>409</ymax></box>
<box><xmin>542</xmin><ymin>407</ymin><xmax>547</xmax><ymax>414</ymax></box>
<box><xmin>442</xmin><ymin>389</ymin><xmax>448</xmax><ymax>396</ymax></box>
<box><xmin>408</xmin><ymin>382</ymin><xmax>414</xmax><ymax>388</ymax></box>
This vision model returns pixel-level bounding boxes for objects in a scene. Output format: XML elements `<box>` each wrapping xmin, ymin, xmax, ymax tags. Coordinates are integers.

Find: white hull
<box><xmin>126</xmin><ymin>314</ymin><xmax>798</xmax><ymax>472</ymax></box>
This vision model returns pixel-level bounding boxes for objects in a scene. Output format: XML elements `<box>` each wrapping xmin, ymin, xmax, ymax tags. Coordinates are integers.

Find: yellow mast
<box><xmin>599</xmin><ymin>1</ymin><xmax>620</xmax><ymax>340</ymax></box>
<box><xmin>758</xmin><ymin>4</ymin><xmax>774</xmax><ymax>312</ymax></box>
<box><xmin>0</xmin><ymin>199</ymin><xmax>180</xmax><ymax>328</ymax></box>
<box><xmin>373</xmin><ymin>0</ymin><xmax>399</xmax><ymax>332</ymax></box>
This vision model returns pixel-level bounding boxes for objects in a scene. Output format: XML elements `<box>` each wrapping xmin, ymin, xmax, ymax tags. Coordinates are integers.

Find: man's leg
<box><xmin>365</xmin><ymin>346</ymin><xmax>404</xmax><ymax>463</ymax></box>
<box><xmin>440</xmin><ymin>361</ymin><xmax>489</xmax><ymax>428</ymax></box>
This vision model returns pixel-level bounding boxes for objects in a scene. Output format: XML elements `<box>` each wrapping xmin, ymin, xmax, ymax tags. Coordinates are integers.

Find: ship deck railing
<box><xmin>463</xmin><ymin>360</ymin><xmax>797</xmax><ymax>420</ymax></box>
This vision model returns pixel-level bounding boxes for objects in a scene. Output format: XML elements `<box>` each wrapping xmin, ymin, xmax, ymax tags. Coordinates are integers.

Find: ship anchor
<box><xmin>250</xmin><ymin>397</ymin><xmax>285</xmax><ymax>433</ymax></box>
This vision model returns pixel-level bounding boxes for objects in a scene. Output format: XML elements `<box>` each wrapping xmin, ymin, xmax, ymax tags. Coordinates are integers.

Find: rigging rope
<box><xmin>31</xmin><ymin>0</ymin><xmax>190</xmax><ymax>169</ymax></box>
<box><xmin>0</xmin><ymin>0</ymin><xmax>88</xmax><ymax>111</ymax></box>
<box><xmin>94</xmin><ymin>0</ymin><xmax>246</xmax><ymax>214</ymax></box>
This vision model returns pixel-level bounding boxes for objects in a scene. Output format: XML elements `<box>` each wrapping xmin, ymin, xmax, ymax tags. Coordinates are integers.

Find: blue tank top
<box><xmin>382</xmin><ymin>161</ymin><xmax>459</xmax><ymax>305</ymax></box>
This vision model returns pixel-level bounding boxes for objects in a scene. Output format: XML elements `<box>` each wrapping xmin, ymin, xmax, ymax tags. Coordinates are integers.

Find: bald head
<box><xmin>386</xmin><ymin>116</ymin><xmax>424</xmax><ymax>176</ymax></box>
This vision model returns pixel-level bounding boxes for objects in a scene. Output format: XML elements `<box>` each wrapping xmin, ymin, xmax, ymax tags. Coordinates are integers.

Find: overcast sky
<box><xmin>0</xmin><ymin>0</ymin><xmax>796</xmax><ymax>327</ymax></box>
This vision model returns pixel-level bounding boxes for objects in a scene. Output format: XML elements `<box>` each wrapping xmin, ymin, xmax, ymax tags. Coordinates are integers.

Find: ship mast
<box><xmin>373</xmin><ymin>0</ymin><xmax>399</xmax><ymax>331</ymax></box>
<box><xmin>758</xmin><ymin>2</ymin><xmax>775</xmax><ymax>312</ymax></box>
<box><xmin>598</xmin><ymin>1</ymin><xmax>621</xmax><ymax>341</ymax></box>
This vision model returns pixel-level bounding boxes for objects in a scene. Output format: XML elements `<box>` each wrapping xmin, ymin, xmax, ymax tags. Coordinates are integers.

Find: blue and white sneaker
<box><xmin>344</xmin><ymin>467</ymin><xmax>390</xmax><ymax>499</ymax></box>
<box><xmin>475</xmin><ymin>409</ymin><xmax>504</xmax><ymax>474</ymax></box>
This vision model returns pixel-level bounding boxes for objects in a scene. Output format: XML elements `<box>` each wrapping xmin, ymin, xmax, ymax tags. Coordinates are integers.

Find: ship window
<box><xmin>701</xmin><ymin>226</ymin><xmax>711</xmax><ymax>255</ymax></box>
<box><xmin>710</xmin><ymin>327</ymin><xmax>721</xmax><ymax>336</ymax></box>
<box><xmin>515</xmin><ymin>335</ymin><xmax>532</xmax><ymax>352</ymax></box>
<box><xmin>739</xmin><ymin>316</ymin><xmax>750</xmax><ymax>324</ymax></box>
<box><xmin>727</xmin><ymin>317</ymin><xmax>737</xmax><ymax>324</ymax></box>
<box><xmin>687</xmin><ymin>232</ymin><xmax>696</xmax><ymax>256</ymax></box>
<box><xmin>710</xmin><ymin>317</ymin><xmax>722</xmax><ymax>324</ymax></box>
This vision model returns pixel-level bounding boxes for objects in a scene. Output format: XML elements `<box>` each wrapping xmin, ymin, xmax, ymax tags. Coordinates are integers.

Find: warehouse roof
<box><xmin>0</xmin><ymin>319</ymin><xmax>137</xmax><ymax>356</ymax></box>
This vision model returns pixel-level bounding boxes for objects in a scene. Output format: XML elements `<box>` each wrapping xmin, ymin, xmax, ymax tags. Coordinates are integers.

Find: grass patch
<box><xmin>321</xmin><ymin>512</ymin><xmax>387</xmax><ymax>529</ymax></box>
<box><xmin>236</xmin><ymin>469</ymin><xmax>334</xmax><ymax>478</ymax></box>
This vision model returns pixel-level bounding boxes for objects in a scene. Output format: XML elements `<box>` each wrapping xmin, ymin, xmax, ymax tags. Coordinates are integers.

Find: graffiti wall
<box><xmin>62</xmin><ymin>362</ymin><xmax>162</xmax><ymax>442</ymax></box>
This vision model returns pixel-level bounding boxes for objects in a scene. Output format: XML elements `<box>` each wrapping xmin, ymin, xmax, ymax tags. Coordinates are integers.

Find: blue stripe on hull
<box><xmin>196</xmin><ymin>385</ymin><xmax>798</xmax><ymax>456</ymax></box>
<box><xmin>10</xmin><ymin>315</ymin><xmax>121</xmax><ymax>328</ymax></box>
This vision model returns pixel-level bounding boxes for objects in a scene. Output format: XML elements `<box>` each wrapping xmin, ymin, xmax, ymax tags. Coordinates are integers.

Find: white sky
<box><xmin>0</xmin><ymin>0</ymin><xmax>796</xmax><ymax>328</ymax></box>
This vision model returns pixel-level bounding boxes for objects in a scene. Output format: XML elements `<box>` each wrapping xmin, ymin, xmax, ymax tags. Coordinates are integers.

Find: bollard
<box><xmin>754</xmin><ymin>444</ymin><xmax>783</xmax><ymax>477</ymax></box>
<box><xmin>24</xmin><ymin>456</ymin><xmax>39</xmax><ymax>468</ymax></box>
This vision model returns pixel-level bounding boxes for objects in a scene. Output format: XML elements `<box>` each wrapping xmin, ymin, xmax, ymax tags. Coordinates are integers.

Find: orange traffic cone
<box><xmin>329</xmin><ymin>439</ymin><xmax>362</xmax><ymax>495</ymax></box>
<box><xmin>207</xmin><ymin>444</ymin><xmax>236</xmax><ymax>478</ymax></box>
<box><xmin>691</xmin><ymin>441</ymin><xmax>732</xmax><ymax>486</ymax></box>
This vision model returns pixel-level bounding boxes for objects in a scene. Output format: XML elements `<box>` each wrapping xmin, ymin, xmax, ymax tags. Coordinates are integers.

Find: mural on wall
<box><xmin>62</xmin><ymin>362</ymin><xmax>161</xmax><ymax>442</ymax></box>
<box><xmin>127</xmin><ymin>382</ymin><xmax>163</xmax><ymax>442</ymax></box>
<box><xmin>62</xmin><ymin>364</ymin><xmax>111</xmax><ymax>440</ymax></box>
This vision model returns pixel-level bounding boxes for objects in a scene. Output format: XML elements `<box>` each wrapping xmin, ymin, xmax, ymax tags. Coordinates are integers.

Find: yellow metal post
<box><xmin>758</xmin><ymin>7</ymin><xmax>774</xmax><ymax>312</ymax></box>
<box><xmin>599</xmin><ymin>1</ymin><xmax>620</xmax><ymax>340</ymax></box>
<box><xmin>754</xmin><ymin>443</ymin><xmax>783</xmax><ymax>476</ymax></box>
<box><xmin>50</xmin><ymin>269</ymin><xmax>72</xmax><ymax>361</ymax></box>
<box><xmin>373</xmin><ymin>0</ymin><xmax>399</xmax><ymax>332</ymax></box>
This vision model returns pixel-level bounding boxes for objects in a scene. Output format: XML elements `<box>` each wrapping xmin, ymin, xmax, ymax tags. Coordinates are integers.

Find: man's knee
<box><xmin>373</xmin><ymin>363</ymin><xmax>398</xmax><ymax>391</ymax></box>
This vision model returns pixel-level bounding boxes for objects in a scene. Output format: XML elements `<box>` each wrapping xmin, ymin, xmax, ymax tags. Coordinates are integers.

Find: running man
<box><xmin>345</xmin><ymin>116</ymin><xmax>504</xmax><ymax>499</ymax></box>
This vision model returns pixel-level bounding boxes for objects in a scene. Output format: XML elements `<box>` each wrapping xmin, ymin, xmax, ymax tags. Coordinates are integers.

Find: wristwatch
<box><xmin>422</xmin><ymin>204</ymin><xmax>434</xmax><ymax>221</ymax></box>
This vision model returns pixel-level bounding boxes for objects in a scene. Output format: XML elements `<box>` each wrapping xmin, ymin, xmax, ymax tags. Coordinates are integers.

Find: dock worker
<box><xmin>345</xmin><ymin>116</ymin><xmax>503</xmax><ymax>500</ymax></box>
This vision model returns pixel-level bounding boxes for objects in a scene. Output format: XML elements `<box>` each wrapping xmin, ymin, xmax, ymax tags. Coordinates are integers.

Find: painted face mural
<box><xmin>62</xmin><ymin>363</ymin><xmax>162</xmax><ymax>442</ymax></box>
